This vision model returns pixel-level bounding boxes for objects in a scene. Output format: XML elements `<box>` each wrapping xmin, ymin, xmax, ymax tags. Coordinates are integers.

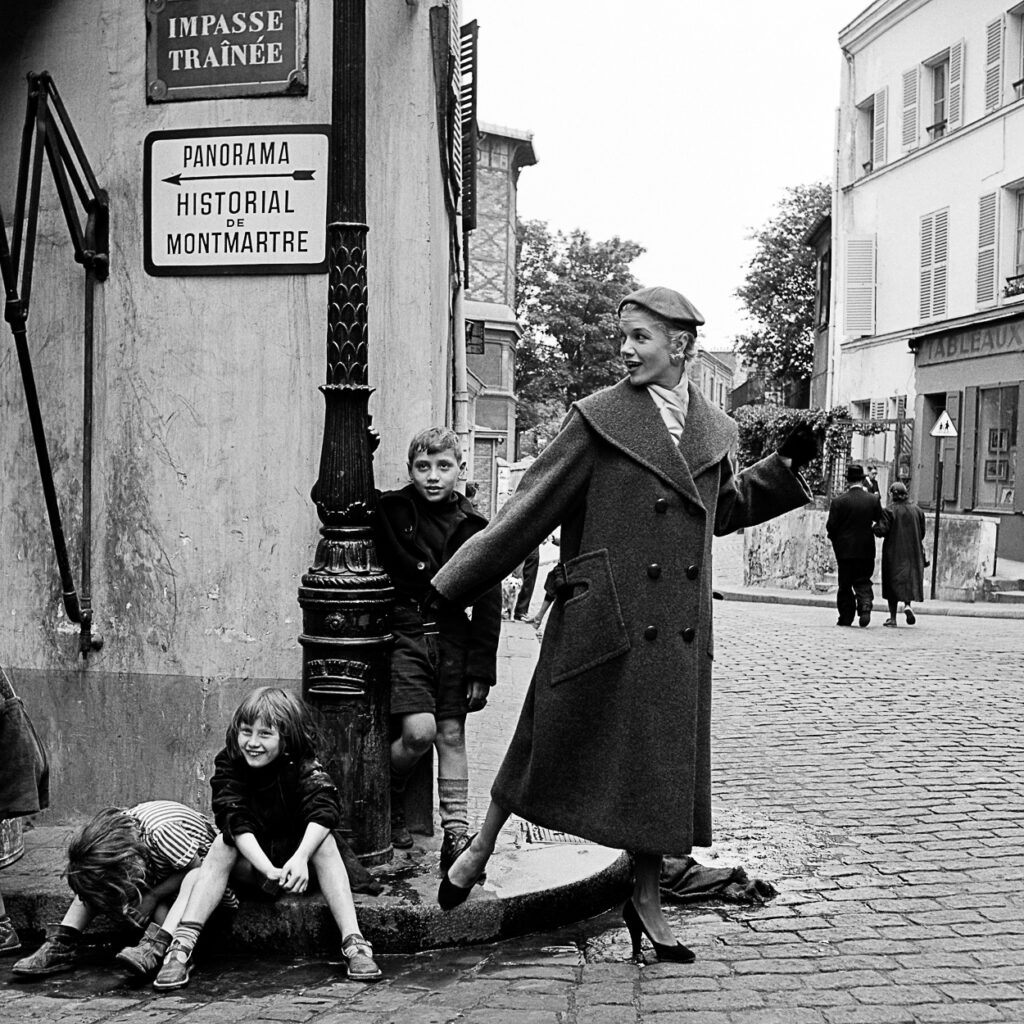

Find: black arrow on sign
<box><xmin>162</xmin><ymin>170</ymin><xmax>316</xmax><ymax>186</ymax></box>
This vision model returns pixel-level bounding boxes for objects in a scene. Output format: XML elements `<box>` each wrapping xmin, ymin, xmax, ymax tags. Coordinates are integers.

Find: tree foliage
<box><xmin>514</xmin><ymin>219</ymin><xmax>644</xmax><ymax>454</ymax></box>
<box><xmin>735</xmin><ymin>182</ymin><xmax>831</xmax><ymax>386</ymax></box>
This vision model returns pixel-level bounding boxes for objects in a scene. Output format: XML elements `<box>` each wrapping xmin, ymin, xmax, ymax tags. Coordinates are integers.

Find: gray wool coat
<box><xmin>433</xmin><ymin>379</ymin><xmax>811</xmax><ymax>854</ymax></box>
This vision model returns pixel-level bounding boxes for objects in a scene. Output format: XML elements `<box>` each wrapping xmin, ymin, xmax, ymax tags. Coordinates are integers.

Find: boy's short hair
<box><xmin>66</xmin><ymin>808</ymin><xmax>148</xmax><ymax>919</ymax></box>
<box><xmin>407</xmin><ymin>427</ymin><xmax>462</xmax><ymax>466</ymax></box>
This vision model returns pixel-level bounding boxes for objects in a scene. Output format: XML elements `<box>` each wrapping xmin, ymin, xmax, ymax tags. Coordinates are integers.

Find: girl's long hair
<box><xmin>225</xmin><ymin>686</ymin><xmax>322</xmax><ymax>762</ymax></box>
<box><xmin>65</xmin><ymin>808</ymin><xmax>148</xmax><ymax>919</ymax></box>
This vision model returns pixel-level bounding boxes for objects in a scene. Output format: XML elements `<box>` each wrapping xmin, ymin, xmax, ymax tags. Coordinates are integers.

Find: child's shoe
<box><xmin>439</xmin><ymin>829</ymin><xmax>472</xmax><ymax>874</ymax></box>
<box><xmin>341</xmin><ymin>933</ymin><xmax>382</xmax><ymax>982</ymax></box>
<box><xmin>152</xmin><ymin>940</ymin><xmax>195</xmax><ymax>991</ymax></box>
<box><xmin>0</xmin><ymin>915</ymin><xmax>21</xmax><ymax>954</ymax></box>
<box><xmin>11</xmin><ymin>927</ymin><xmax>79</xmax><ymax>976</ymax></box>
<box><xmin>390</xmin><ymin>804</ymin><xmax>413</xmax><ymax>850</ymax></box>
<box><xmin>115</xmin><ymin>922</ymin><xmax>170</xmax><ymax>978</ymax></box>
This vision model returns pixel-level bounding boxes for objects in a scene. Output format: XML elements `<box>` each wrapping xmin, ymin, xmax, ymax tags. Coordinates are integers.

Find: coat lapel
<box><xmin>679</xmin><ymin>383</ymin><xmax>738</xmax><ymax>478</ymax></box>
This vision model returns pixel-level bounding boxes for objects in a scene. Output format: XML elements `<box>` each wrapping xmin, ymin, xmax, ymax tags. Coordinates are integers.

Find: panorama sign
<box><xmin>143</xmin><ymin>125</ymin><xmax>329</xmax><ymax>276</ymax></box>
<box><xmin>146</xmin><ymin>0</ymin><xmax>308</xmax><ymax>102</ymax></box>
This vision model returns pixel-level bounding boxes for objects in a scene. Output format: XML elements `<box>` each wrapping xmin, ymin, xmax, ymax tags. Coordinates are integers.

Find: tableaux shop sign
<box><xmin>915</xmin><ymin>320</ymin><xmax>1024</xmax><ymax>366</ymax></box>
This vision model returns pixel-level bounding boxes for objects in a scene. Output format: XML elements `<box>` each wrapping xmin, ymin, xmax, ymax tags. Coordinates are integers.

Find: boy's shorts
<box><xmin>390</xmin><ymin>603</ymin><xmax>470</xmax><ymax>721</ymax></box>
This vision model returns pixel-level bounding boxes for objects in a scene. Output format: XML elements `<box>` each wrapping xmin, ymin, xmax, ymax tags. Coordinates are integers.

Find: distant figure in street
<box><xmin>513</xmin><ymin>546</ymin><xmax>541</xmax><ymax>621</ymax></box>
<box><xmin>151</xmin><ymin>688</ymin><xmax>381</xmax><ymax>990</ymax></box>
<box><xmin>864</xmin><ymin>465</ymin><xmax>881</xmax><ymax>495</ymax></box>
<box><xmin>12</xmin><ymin>801</ymin><xmax>220</xmax><ymax>980</ymax></box>
<box><xmin>374</xmin><ymin>428</ymin><xmax>501</xmax><ymax>873</ymax></box>
<box><xmin>429</xmin><ymin>284</ymin><xmax>814</xmax><ymax>966</ymax></box>
<box><xmin>877</xmin><ymin>481</ymin><xmax>927</xmax><ymax>627</ymax></box>
<box><xmin>826</xmin><ymin>463</ymin><xmax>884</xmax><ymax>627</ymax></box>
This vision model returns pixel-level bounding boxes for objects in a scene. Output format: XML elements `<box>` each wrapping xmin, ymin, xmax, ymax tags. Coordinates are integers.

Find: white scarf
<box><xmin>647</xmin><ymin>380</ymin><xmax>690</xmax><ymax>444</ymax></box>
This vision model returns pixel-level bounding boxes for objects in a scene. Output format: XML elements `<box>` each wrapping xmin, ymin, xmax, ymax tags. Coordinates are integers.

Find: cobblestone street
<box><xmin>3</xmin><ymin>602</ymin><xmax>1023</xmax><ymax>1023</ymax></box>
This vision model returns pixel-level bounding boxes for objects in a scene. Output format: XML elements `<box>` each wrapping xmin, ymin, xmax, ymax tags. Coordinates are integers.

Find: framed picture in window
<box><xmin>997</xmin><ymin>459</ymin><xmax>1011</xmax><ymax>481</ymax></box>
<box><xmin>1002</xmin><ymin>488</ymin><xmax>1015</xmax><ymax>505</ymax></box>
<box><xmin>984</xmin><ymin>458</ymin><xmax>1000</xmax><ymax>481</ymax></box>
<box><xmin>988</xmin><ymin>428</ymin><xmax>1010</xmax><ymax>452</ymax></box>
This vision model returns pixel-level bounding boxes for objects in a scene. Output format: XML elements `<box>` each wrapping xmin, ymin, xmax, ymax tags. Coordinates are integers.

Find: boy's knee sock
<box><xmin>438</xmin><ymin>777</ymin><xmax>469</xmax><ymax>835</ymax></box>
<box><xmin>169</xmin><ymin>921</ymin><xmax>203</xmax><ymax>955</ymax></box>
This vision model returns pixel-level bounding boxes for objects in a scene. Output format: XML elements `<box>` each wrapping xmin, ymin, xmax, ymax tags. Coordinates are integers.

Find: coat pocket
<box><xmin>549</xmin><ymin>549</ymin><xmax>631</xmax><ymax>686</ymax></box>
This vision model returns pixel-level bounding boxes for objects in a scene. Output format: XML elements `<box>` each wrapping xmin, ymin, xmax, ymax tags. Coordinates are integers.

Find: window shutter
<box><xmin>901</xmin><ymin>66</ymin><xmax>919</xmax><ymax>150</ymax></box>
<box><xmin>459</xmin><ymin>21</ymin><xmax>479</xmax><ymax>232</ymax></box>
<box><xmin>933</xmin><ymin>208</ymin><xmax>949</xmax><ymax>317</ymax></box>
<box><xmin>870</xmin><ymin>399</ymin><xmax>887</xmax><ymax>421</ymax></box>
<box><xmin>920</xmin><ymin>213</ymin><xmax>934</xmax><ymax>320</ymax></box>
<box><xmin>942</xmin><ymin>390</ymin><xmax>961</xmax><ymax>503</ymax></box>
<box><xmin>977</xmin><ymin>191</ymin><xmax>998</xmax><ymax>304</ymax></box>
<box><xmin>947</xmin><ymin>38</ymin><xmax>965</xmax><ymax>130</ymax></box>
<box><xmin>872</xmin><ymin>86</ymin><xmax>888</xmax><ymax>167</ymax></box>
<box><xmin>895</xmin><ymin>394</ymin><xmax>907</xmax><ymax>418</ymax></box>
<box><xmin>985</xmin><ymin>17</ymin><xmax>1004</xmax><ymax>112</ymax></box>
<box><xmin>844</xmin><ymin>235</ymin><xmax>876</xmax><ymax>336</ymax></box>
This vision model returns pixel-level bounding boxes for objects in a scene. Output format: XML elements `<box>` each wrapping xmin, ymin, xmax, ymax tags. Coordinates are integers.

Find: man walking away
<box><xmin>826</xmin><ymin>463</ymin><xmax>884</xmax><ymax>628</ymax></box>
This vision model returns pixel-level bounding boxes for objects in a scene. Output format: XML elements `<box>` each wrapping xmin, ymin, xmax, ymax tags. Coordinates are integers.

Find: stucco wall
<box><xmin>0</xmin><ymin>1</ymin><xmax>453</xmax><ymax>818</ymax></box>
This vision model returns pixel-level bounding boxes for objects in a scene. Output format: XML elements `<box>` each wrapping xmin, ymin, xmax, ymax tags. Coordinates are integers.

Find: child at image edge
<box><xmin>12</xmin><ymin>800</ymin><xmax>222</xmax><ymax>979</ymax></box>
<box><xmin>151</xmin><ymin>687</ymin><xmax>382</xmax><ymax>990</ymax></box>
<box><xmin>375</xmin><ymin>427</ymin><xmax>501</xmax><ymax>871</ymax></box>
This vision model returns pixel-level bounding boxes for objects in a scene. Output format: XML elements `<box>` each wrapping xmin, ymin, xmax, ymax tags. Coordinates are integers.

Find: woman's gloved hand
<box><xmin>777</xmin><ymin>424</ymin><xmax>820</xmax><ymax>472</ymax></box>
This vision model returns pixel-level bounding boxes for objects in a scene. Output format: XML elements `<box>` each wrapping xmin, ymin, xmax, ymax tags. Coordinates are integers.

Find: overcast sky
<box><xmin>462</xmin><ymin>0</ymin><xmax>871</xmax><ymax>351</ymax></box>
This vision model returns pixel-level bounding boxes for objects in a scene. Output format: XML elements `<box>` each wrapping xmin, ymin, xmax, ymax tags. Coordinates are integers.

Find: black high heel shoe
<box><xmin>622</xmin><ymin>899</ymin><xmax>695</xmax><ymax>964</ymax></box>
<box><xmin>436</xmin><ymin>834</ymin><xmax>487</xmax><ymax>910</ymax></box>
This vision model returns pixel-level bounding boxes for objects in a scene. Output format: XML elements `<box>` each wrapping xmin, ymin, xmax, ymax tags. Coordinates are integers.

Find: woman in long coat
<box><xmin>879</xmin><ymin>481</ymin><xmax>927</xmax><ymax>626</ymax></box>
<box><xmin>431</xmin><ymin>287</ymin><xmax>813</xmax><ymax>961</ymax></box>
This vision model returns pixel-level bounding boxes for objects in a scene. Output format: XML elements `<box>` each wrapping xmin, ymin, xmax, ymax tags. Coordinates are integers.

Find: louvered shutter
<box><xmin>977</xmin><ymin>192</ymin><xmax>998</xmax><ymax>305</ymax></box>
<box><xmin>449</xmin><ymin>0</ymin><xmax>462</xmax><ymax>201</ymax></box>
<box><xmin>947</xmin><ymin>39</ymin><xmax>965</xmax><ymax>130</ymax></box>
<box><xmin>933</xmin><ymin>208</ymin><xmax>949</xmax><ymax>317</ymax></box>
<box><xmin>872</xmin><ymin>86</ymin><xmax>888</xmax><ymax>168</ymax></box>
<box><xmin>901</xmin><ymin>67</ymin><xmax>919</xmax><ymax>151</ymax></box>
<box><xmin>920</xmin><ymin>213</ymin><xmax>934</xmax><ymax>320</ymax></box>
<box><xmin>896</xmin><ymin>395</ymin><xmax>907</xmax><ymax>418</ymax></box>
<box><xmin>870</xmin><ymin>400</ymin><xmax>887</xmax><ymax>421</ymax></box>
<box><xmin>459</xmin><ymin>21</ymin><xmax>479</xmax><ymax>232</ymax></box>
<box><xmin>844</xmin><ymin>235</ymin><xmax>876</xmax><ymax>336</ymax></box>
<box><xmin>985</xmin><ymin>17</ymin><xmax>1004</xmax><ymax>111</ymax></box>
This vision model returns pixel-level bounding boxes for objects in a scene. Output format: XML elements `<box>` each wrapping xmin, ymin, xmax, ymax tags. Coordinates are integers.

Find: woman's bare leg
<box><xmin>631</xmin><ymin>852</ymin><xmax>676</xmax><ymax>945</ymax></box>
<box><xmin>446</xmin><ymin>799</ymin><xmax>509</xmax><ymax>886</ymax></box>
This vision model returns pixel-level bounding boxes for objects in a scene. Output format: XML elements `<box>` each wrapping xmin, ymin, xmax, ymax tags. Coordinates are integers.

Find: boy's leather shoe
<box><xmin>152</xmin><ymin>941</ymin><xmax>194</xmax><ymax>991</ymax></box>
<box><xmin>0</xmin><ymin>915</ymin><xmax>21</xmax><ymax>954</ymax></box>
<box><xmin>11</xmin><ymin>929</ymin><xmax>78</xmax><ymax>976</ymax></box>
<box><xmin>439</xmin><ymin>829</ymin><xmax>472</xmax><ymax>874</ymax></box>
<box><xmin>341</xmin><ymin>933</ymin><xmax>382</xmax><ymax>982</ymax></box>
<box><xmin>115</xmin><ymin>923</ymin><xmax>169</xmax><ymax>978</ymax></box>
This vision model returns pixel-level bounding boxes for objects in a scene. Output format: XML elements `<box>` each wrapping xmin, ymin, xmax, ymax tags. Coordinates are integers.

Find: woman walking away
<box><xmin>879</xmin><ymin>481</ymin><xmax>927</xmax><ymax>626</ymax></box>
<box><xmin>429</xmin><ymin>285</ymin><xmax>815</xmax><ymax>964</ymax></box>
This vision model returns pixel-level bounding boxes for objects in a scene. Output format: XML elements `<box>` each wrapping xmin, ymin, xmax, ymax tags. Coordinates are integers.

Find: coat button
<box><xmin>681</xmin><ymin>627</ymin><xmax>695</xmax><ymax>642</ymax></box>
<box><xmin>654</xmin><ymin>498</ymin><xmax>668</xmax><ymax>514</ymax></box>
<box><xmin>403</xmin><ymin>526</ymin><xmax>414</xmax><ymax>535</ymax></box>
<box><xmin>647</xmin><ymin>563</ymin><xmax>662</xmax><ymax>579</ymax></box>
<box><xmin>686</xmin><ymin>564</ymin><xmax>699</xmax><ymax>580</ymax></box>
<box><xmin>644</xmin><ymin>625</ymin><xmax>658</xmax><ymax>641</ymax></box>
<box><xmin>416</xmin><ymin>561</ymin><xmax>427</xmax><ymax>571</ymax></box>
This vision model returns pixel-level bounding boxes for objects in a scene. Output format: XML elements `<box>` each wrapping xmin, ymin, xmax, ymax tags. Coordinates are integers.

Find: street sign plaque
<box><xmin>146</xmin><ymin>0</ymin><xmax>308</xmax><ymax>103</ymax></box>
<box><xmin>144</xmin><ymin>125</ymin><xmax>329</xmax><ymax>276</ymax></box>
<box><xmin>930</xmin><ymin>410</ymin><xmax>958</xmax><ymax>438</ymax></box>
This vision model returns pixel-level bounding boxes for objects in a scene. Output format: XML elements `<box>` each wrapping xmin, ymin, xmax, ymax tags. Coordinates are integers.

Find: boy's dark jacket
<box><xmin>374</xmin><ymin>485</ymin><xmax>501</xmax><ymax>686</ymax></box>
<box><xmin>211</xmin><ymin>748</ymin><xmax>381</xmax><ymax>894</ymax></box>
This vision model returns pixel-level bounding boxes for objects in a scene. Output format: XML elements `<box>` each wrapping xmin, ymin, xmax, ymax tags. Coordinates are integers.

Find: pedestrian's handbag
<box><xmin>0</xmin><ymin>665</ymin><xmax>50</xmax><ymax>817</ymax></box>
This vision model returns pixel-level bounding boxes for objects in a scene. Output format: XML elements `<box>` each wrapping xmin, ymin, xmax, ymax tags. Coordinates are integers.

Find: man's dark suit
<box><xmin>826</xmin><ymin>485</ymin><xmax>884</xmax><ymax>625</ymax></box>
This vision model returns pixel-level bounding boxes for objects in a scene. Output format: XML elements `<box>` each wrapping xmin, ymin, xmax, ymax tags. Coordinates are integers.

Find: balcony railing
<box><xmin>1014</xmin><ymin>77</ymin><xmax>1024</xmax><ymax>100</ymax></box>
<box><xmin>926</xmin><ymin>119</ymin><xmax>947</xmax><ymax>140</ymax></box>
<box><xmin>1004</xmin><ymin>273</ymin><xmax>1024</xmax><ymax>299</ymax></box>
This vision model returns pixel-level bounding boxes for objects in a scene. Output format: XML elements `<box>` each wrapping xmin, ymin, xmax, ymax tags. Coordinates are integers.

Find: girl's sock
<box><xmin>169</xmin><ymin>921</ymin><xmax>203</xmax><ymax>954</ymax></box>
<box><xmin>438</xmin><ymin>777</ymin><xmax>469</xmax><ymax>835</ymax></box>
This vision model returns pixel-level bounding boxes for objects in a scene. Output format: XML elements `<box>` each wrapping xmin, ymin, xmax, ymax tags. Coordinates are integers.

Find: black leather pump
<box><xmin>622</xmin><ymin>898</ymin><xmax>696</xmax><ymax>964</ymax></box>
<box><xmin>436</xmin><ymin>834</ymin><xmax>486</xmax><ymax>910</ymax></box>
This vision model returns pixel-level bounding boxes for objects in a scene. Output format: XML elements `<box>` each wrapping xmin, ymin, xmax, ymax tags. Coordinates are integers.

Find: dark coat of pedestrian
<box><xmin>879</xmin><ymin>482</ymin><xmax>926</xmax><ymax>606</ymax></box>
<box><xmin>433</xmin><ymin>377</ymin><xmax>811</xmax><ymax>854</ymax></box>
<box><xmin>826</xmin><ymin>464</ymin><xmax>884</xmax><ymax>627</ymax></box>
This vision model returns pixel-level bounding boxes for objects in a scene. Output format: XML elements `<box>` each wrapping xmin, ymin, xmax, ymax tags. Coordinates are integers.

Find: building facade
<box><xmin>0</xmin><ymin>1</ymin><xmax>468</xmax><ymax>817</ymax></box>
<box><xmin>834</xmin><ymin>0</ymin><xmax>1024</xmax><ymax>559</ymax></box>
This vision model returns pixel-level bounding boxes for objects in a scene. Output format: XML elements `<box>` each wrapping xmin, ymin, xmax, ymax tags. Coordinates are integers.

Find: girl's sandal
<box><xmin>341</xmin><ymin>933</ymin><xmax>382</xmax><ymax>982</ymax></box>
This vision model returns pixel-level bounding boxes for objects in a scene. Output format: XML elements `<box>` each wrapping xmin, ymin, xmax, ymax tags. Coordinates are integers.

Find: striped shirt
<box><xmin>127</xmin><ymin>800</ymin><xmax>216</xmax><ymax>881</ymax></box>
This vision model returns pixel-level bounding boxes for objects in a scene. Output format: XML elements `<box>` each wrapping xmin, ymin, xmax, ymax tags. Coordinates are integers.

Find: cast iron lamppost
<box><xmin>298</xmin><ymin>0</ymin><xmax>394</xmax><ymax>866</ymax></box>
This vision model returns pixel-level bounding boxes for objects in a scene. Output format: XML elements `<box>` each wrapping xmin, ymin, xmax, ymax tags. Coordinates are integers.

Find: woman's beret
<box><xmin>617</xmin><ymin>286</ymin><xmax>705</xmax><ymax>329</ymax></box>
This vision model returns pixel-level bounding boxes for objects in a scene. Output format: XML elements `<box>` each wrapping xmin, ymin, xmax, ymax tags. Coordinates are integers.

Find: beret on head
<box><xmin>846</xmin><ymin>463</ymin><xmax>866</xmax><ymax>483</ymax></box>
<box><xmin>617</xmin><ymin>286</ymin><xmax>705</xmax><ymax>330</ymax></box>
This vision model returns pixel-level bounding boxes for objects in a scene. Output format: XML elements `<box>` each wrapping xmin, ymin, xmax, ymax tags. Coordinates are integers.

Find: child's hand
<box><xmin>467</xmin><ymin>680</ymin><xmax>490</xmax><ymax>712</ymax></box>
<box><xmin>280</xmin><ymin>854</ymin><xmax>310</xmax><ymax>893</ymax></box>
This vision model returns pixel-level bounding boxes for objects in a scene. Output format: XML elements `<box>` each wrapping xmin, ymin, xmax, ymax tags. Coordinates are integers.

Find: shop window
<box><xmin>974</xmin><ymin>385</ymin><xmax>1018</xmax><ymax>509</ymax></box>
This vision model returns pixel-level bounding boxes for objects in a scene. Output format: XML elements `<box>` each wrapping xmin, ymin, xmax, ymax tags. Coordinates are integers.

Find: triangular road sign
<box><xmin>930</xmin><ymin>410</ymin><xmax>958</xmax><ymax>438</ymax></box>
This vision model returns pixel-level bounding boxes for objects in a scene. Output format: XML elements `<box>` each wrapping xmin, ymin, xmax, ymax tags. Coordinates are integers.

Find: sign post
<box><xmin>929</xmin><ymin>410</ymin><xmax>958</xmax><ymax>599</ymax></box>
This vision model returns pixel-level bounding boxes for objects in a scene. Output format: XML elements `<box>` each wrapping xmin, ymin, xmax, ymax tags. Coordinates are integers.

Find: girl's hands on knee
<box><xmin>280</xmin><ymin>854</ymin><xmax>310</xmax><ymax>893</ymax></box>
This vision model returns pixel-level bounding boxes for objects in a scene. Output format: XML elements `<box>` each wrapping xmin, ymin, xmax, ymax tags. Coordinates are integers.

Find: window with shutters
<box><xmin>844</xmin><ymin>235</ymin><xmax>876</xmax><ymax>336</ymax></box>
<box><xmin>927</xmin><ymin>54</ymin><xmax>949</xmax><ymax>138</ymax></box>
<box><xmin>920</xmin><ymin>208</ymin><xmax>949</xmax><ymax>321</ymax></box>
<box><xmin>856</xmin><ymin>92</ymin><xmax>885</xmax><ymax>175</ymax></box>
<box><xmin>869</xmin><ymin>400</ymin><xmax>887</xmax><ymax>421</ymax></box>
<box><xmin>1005</xmin><ymin>189</ymin><xmax>1024</xmax><ymax>299</ymax></box>
<box><xmin>1011</xmin><ymin>3</ymin><xmax>1024</xmax><ymax>99</ymax></box>
<box><xmin>977</xmin><ymin>192</ymin><xmax>998</xmax><ymax>305</ymax></box>
<box><xmin>901</xmin><ymin>66</ymin><xmax>919</xmax><ymax>152</ymax></box>
<box><xmin>924</xmin><ymin>41</ymin><xmax>963</xmax><ymax>140</ymax></box>
<box><xmin>895</xmin><ymin>394</ymin><xmax>907</xmax><ymax>419</ymax></box>
<box><xmin>985</xmin><ymin>16</ymin><xmax>1004</xmax><ymax>111</ymax></box>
